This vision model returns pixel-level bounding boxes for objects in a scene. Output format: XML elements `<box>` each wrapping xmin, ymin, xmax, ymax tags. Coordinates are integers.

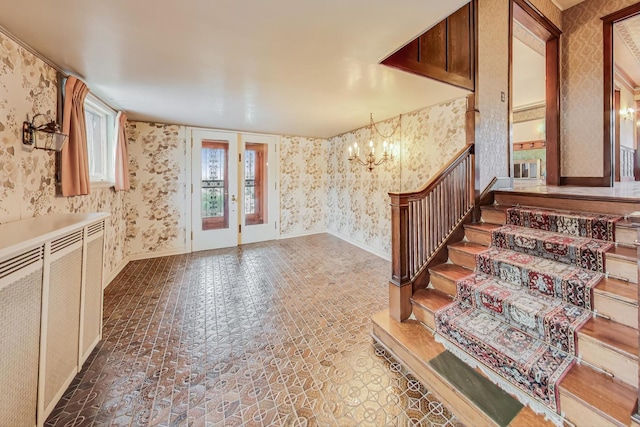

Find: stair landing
<box><xmin>372</xmin><ymin>310</ymin><xmax>556</xmax><ymax>427</ymax></box>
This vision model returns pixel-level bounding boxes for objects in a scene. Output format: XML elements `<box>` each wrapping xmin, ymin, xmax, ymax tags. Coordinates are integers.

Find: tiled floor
<box><xmin>46</xmin><ymin>234</ymin><xmax>461</xmax><ymax>426</ymax></box>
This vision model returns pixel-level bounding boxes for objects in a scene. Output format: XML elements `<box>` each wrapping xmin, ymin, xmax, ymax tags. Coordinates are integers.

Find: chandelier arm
<box><xmin>370</xmin><ymin>114</ymin><xmax>402</xmax><ymax>139</ymax></box>
<box><xmin>373</xmin><ymin>155</ymin><xmax>390</xmax><ymax>166</ymax></box>
<box><xmin>349</xmin><ymin>156</ymin><xmax>369</xmax><ymax>167</ymax></box>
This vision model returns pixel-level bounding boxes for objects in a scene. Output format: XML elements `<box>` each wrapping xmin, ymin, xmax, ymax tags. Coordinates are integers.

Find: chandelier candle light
<box><xmin>348</xmin><ymin>113</ymin><xmax>400</xmax><ymax>171</ymax></box>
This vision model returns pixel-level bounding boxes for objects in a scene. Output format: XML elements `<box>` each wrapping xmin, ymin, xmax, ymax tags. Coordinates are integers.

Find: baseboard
<box><xmin>128</xmin><ymin>248</ymin><xmax>189</xmax><ymax>262</ymax></box>
<box><xmin>278</xmin><ymin>229</ymin><xmax>327</xmax><ymax>239</ymax></box>
<box><xmin>326</xmin><ymin>229</ymin><xmax>391</xmax><ymax>261</ymax></box>
<box><xmin>103</xmin><ymin>256</ymin><xmax>130</xmax><ymax>289</ymax></box>
<box><xmin>559</xmin><ymin>176</ymin><xmax>611</xmax><ymax>186</ymax></box>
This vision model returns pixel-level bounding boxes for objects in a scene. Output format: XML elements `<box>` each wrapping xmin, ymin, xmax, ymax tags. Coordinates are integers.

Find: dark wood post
<box><xmin>389</xmin><ymin>192</ymin><xmax>412</xmax><ymax>321</ymax></box>
<box><xmin>628</xmin><ymin>212</ymin><xmax>640</xmax><ymax>426</ymax></box>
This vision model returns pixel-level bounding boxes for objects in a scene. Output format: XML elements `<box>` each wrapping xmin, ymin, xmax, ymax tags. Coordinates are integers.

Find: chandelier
<box><xmin>348</xmin><ymin>113</ymin><xmax>401</xmax><ymax>171</ymax></box>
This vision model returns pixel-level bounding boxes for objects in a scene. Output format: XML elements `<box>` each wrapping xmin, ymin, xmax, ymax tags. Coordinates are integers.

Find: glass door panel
<box><xmin>201</xmin><ymin>141</ymin><xmax>229</xmax><ymax>230</ymax></box>
<box><xmin>191</xmin><ymin>130</ymin><xmax>238</xmax><ymax>251</ymax></box>
<box><xmin>240</xmin><ymin>134</ymin><xmax>278</xmax><ymax>244</ymax></box>
<box><xmin>244</xmin><ymin>143</ymin><xmax>268</xmax><ymax>226</ymax></box>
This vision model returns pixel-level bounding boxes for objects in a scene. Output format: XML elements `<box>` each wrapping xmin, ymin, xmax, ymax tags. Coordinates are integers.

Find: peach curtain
<box><xmin>114</xmin><ymin>112</ymin><xmax>130</xmax><ymax>191</ymax></box>
<box><xmin>60</xmin><ymin>76</ymin><xmax>91</xmax><ymax>196</ymax></box>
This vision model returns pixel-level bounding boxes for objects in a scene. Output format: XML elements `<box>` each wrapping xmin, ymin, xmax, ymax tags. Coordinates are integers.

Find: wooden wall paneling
<box><xmin>381</xmin><ymin>2</ymin><xmax>475</xmax><ymax>91</ymax></box>
<box><xmin>422</xmin><ymin>20</ymin><xmax>447</xmax><ymax>70</ymax></box>
<box><xmin>448</xmin><ymin>5</ymin><xmax>473</xmax><ymax>81</ymax></box>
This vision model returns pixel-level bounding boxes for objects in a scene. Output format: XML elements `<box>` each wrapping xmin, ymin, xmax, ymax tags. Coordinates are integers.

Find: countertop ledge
<box><xmin>0</xmin><ymin>213</ymin><xmax>110</xmax><ymax>260</ymax></box>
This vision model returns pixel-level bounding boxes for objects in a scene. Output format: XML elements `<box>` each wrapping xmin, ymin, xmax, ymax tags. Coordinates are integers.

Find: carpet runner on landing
<box><xmin>434</xmin><ymin>207</ymin><xmax>622</xmax><ymax>423</ymax></box>
<box><xmin>506</xmin><ymin>206</ymin><xmax>621</xmax><ymax>241</ymax></box>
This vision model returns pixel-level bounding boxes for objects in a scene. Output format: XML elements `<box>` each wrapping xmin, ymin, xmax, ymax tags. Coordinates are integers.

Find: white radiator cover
<box><xmin>0</xmin><ymin>213</ymin><xmax>109</xmax><ymax>427</ymax></box>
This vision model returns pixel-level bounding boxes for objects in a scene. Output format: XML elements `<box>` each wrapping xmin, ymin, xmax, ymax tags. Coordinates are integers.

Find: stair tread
<box><xmin>429</xmin><ymin>263</ymin><xmax>473</xmax><ymax>280</ymax></box>
<box><xmin>448</xmin><ymin>241</ymin><xmax>488</xmax><ymax>254</ymax></box>
<box><xmin>594</xmin><ymin>277</ymin><xmax>637</xmax><ymax>304</ymax></box>
<box><xmin>464</xmin><ymin>222</ymin><xmax>502</xmax><ymax>232</ymax></box>
<box><xmin>578</xmin><ymin>317</ymin><xmax>638</xmax><ymax>360</ymax></box>
<box><xmin>411</xmin><ymin>289</ymin><xmax>451</xmax><ymax>313</ymax></box>
<box><xmin>615</xmin><ymin>218</ymin><xmax>634</xmax><ymax>229</ymax></box>
<box><xmin>607</xmin><ymin>245</ymin><xmax>636</xmax><ymax>261</ymax></box>
<box><xmin>559</xmin><ymin>364</ymin><xmax>636</xmax><ymax>426</ymax></box>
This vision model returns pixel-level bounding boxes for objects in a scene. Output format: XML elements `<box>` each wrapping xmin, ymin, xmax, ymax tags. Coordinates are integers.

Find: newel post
<box><xmin>628</xmin><ymin>212</ymin><xmax>640</xmax><ymax>426</ymax></box>
<box><xmin>389</xmin><ymin>192</ymin><xmax>412</xmax><ymax>321</ymax></box>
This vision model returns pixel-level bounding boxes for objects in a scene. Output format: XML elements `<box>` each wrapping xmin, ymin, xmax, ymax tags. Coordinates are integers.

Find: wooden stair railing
<box><xmin>388</xmin><ymin>144</ymin><xmax>475</xmax><ymax>321</ymax></box>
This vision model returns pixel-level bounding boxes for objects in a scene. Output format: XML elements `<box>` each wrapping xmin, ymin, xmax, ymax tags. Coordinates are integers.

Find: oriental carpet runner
<box><xmin>434</xmin><ymin>207</ymin><xmax>622</xmax><ymax>423</ymax></box>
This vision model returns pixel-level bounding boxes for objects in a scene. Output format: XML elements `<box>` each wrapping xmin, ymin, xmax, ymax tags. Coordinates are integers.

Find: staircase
<box><xmin>373</xmin><ymin>190</ymin><xmax>640</xmax><ymax>427</ymax></box>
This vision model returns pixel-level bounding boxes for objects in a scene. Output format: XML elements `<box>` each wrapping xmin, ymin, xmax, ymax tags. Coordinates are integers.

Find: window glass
<box><xmin>84</xmin><ymin>95</ymin><xmax>116</xmax><ymax>183</ymax></box>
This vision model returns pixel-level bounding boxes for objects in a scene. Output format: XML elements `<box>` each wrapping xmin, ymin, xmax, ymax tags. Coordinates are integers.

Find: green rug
<box><xmin>429</xmin><ymin>351</ymin><xmax>522</xmax><ymax>427</ymax></box>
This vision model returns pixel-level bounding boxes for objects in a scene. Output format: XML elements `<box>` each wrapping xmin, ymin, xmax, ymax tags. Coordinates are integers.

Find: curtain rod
<box><xmin>0</xmin><ymin>23</ymin><xmax>119</xmax><ymax>114</ymax></box>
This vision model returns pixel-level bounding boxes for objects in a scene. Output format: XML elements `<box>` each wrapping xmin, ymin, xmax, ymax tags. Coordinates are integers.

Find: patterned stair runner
<box><xmin>506</xmin><ymin>206</ymin><xmax>621</xmax><ymax>241</ymax></box>
<box><xmin>436</xmin><ymin>303</ymin><xmax>573</xmax><ymax>416</ymax></box>
<box><xmin>491</xmin><ymin>225</ymin><xmax>613</xmax><ymax>271</ymax></box>
<box><xmin>434</xmin><ymin>207</ymin><xmax>622</xmax><ymax>422</ymax></box>
<box><xmin>456</xmin><ymin>273</ymin><xmax>590</xmax><ymax>354</ymax></box>
<box><xmin>476</xmin><ymin>247</ymin><xmax>603</xmax><ymax>309</ymax></box>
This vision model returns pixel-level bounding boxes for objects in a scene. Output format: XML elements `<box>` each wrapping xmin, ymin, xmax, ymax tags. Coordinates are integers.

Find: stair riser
<box><xmin>447</xmin><ymin>244</ymin><xmax>638</xmax><ymax>328</ymax></box>
<box><xmin>430</xmin><ymin>274</ymin><xmax>457</xmax><ymax>297</ymax></box>
<box><xmin>615</xmin><ymin>226</ymin><xmax>636</xmax><ymax>248</ymax></box>
<box><xmin>606</xmin><ymin>257</ymin><xmax>637</xmax><ymax>284</ymax></box>
<box><xmin>480</xmin><ymin>209</ymin><xmax>506</xmax><ymax>225</ymax></box>
<box><xmin>412</xmin><ymin>303</ymin><xmax>436</xmax><ymax>330</ymax></box>
<box><xmin>592</xmin><ymin>294</ymin><xmax>638</xmax><ymax>329</ymax></box>
<box><xmin>559</xmin><ymin>391</ymin><xmax>622</xmax><ymax>427</ymax></box>
<box><xmin>493</xmin><ymin>192</ymin><xmax>637</xmax><ymax>217</ymax></box>
<box><xmin>465</xmin><ymin>229</ymin><xmax>492</xmax><ymax>246</ymax></box>
<box><xmin>465</xmin><ymin>228</ymin><xmax>635</xmax><ymax>283</ymax></box>
<box><xmin>577</xmin><ymin>336</ymin><xmax>637</xmax><ymax>387</ymax></box>
<box><xmin>448</xmin><ymin>249</ymin><xmax>477</xmax><ymax>270</ymax></box>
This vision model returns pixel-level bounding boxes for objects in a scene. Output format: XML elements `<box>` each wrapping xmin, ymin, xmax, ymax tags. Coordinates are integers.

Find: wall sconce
<box><xmin>620</xmin><ymin>107</ymin><xmax>635</xmax><ymax>121</ymax></box>
<box><xmin>23</xmin><ymin>114</ymin><xmax>68</xmax><ymax>151</ymax></box>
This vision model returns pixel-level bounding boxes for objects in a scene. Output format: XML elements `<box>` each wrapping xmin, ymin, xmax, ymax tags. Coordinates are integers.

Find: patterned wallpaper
<box><xmin>326</xmin><ymin>98</ymin><xmax>467</xmax><ymax>256</ymax></box>
<box><xmin>561</xmin><ymin>0</ymin><xmax>638</xmax><ymax>177</ymax></box>
<box><xmin>125</xmin><ymin>122</ymin><xmax>187</xmax><ymax>256</ymax></box>
<box><xmin>477</xmin><ymin>0</ymin><xmax>510</xmax><ymax>190</ymax></box>
<box><xmin>279</xmin><ymin>136</ymin><xmax>327</xmax><ymax>237</ymax></box>
<box><xmin>474</xmin><ymin>0</ymin><xmax>560</xmax><ymax>189</ymax></box>
<box><xmin>0</xmin><ymin>32</ymin><xmax>128</xmax><ymax>279</ymax></box>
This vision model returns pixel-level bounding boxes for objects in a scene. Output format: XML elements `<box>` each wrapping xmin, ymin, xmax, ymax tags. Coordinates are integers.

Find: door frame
<box><xmin>603</xmin><ymin>3</ymin><xmax>640</xmax><ymax>187</ymax></box>
<box><xmin>186</xmin><ymin>127</ymin><xmax>281</xmax><ymax>253</ymax></box>
<box><xmin>510</xmin><ymin>0</ymin><xmax>562</xmax><ymax>185</ymax></box>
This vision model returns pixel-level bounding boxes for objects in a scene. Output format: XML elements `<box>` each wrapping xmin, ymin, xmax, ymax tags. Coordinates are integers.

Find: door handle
<box><xmin>231</xmin><ymin>195</ymin><xmax>237</xmax><ymax>202</ymax></box>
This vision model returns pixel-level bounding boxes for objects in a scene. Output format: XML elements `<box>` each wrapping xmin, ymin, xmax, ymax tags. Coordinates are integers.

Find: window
<box><xmin>84</xmin><ymin>94</ymin><xmax>116</xmax><ymax>183</ymax></box>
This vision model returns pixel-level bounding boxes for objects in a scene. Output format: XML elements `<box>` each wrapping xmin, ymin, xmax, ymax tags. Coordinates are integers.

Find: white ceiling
<box><xmin>552</xmin><ymin>0</ymin><xmax>585</xmax><ymax>11</ymax></box>
<box><xmin>0</xmin><ymin>0</ymin><xmax>471</xmax><ymax>138</ymax></box>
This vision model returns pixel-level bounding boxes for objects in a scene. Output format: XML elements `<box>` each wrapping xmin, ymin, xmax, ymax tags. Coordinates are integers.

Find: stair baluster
<box><xmin>388</xmin><ymin>144</ymin><xmax>475</xmax><ymax>321</ymax></box>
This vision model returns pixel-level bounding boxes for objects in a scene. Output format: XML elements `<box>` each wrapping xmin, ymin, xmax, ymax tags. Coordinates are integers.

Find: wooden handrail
<box><xmin>388</xmin><ymin>142</ymin><xmax>475</xmax><ymax>321</ymax></box>
<box><xmin>389</xmin><ymin>144</ymin><xmax>475</xmax><ymax>200</ymax></box>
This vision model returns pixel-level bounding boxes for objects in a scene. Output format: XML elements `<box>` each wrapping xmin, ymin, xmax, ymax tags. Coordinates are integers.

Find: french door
<box><xmin>191</xmin><ymin>129</ymin><xmax>278</xmax><ymax>251</ymax></box>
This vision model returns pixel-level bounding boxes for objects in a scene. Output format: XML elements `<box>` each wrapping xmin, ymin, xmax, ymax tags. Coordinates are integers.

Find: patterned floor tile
<box><xmin>46</xmin><ymin>234</ymin><xmax>461</xmax><ymax>426</ymax></box>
